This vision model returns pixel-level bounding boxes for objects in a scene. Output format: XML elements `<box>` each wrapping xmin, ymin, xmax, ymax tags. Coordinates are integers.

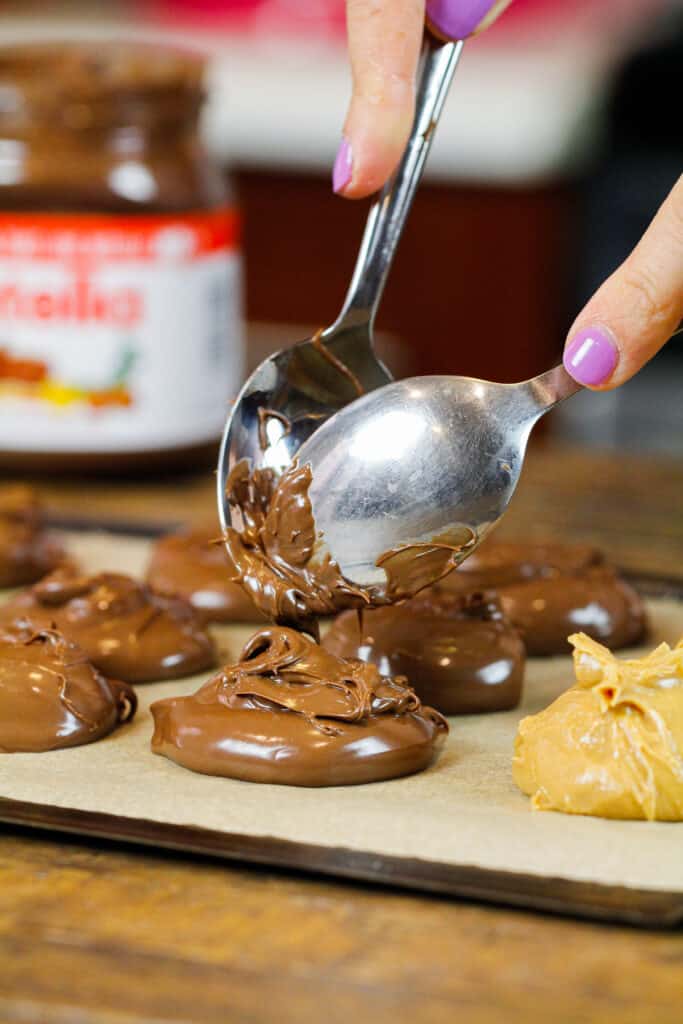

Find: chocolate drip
<box><xmin>0</xmin><ymin>567</ymin><xmax>216</xmax><ymax>682</ymax></box>
<box><xmin>376</xmin><ymin>530</ymin><xmax>477</xmax><ymax>602</ymax></box>
<box><xmin>151</xmin><ymin>625</ymin><xmax>448</xmax><ymax>786</ymax></box>
<box><xmin>223</xmin><ymin>460</ymin><xmax>370</xmax><ymax>637</ymax></box>
<box><xmin>311</xmin><ymin>328</ymin><xmax>364</xmax><ymax>398</ymax></box>
<box><xmin>223</xmin><ymin>458</ymin><xmax>476</xmax><ymax>636</ymax></box>
<box><xmin>0</xmin><ymin>627</ymin><xmax>136</xmax><ymax>753</ymax></box>
<box><xmin>257</xmin><ymin>408</ymin><xmax>292</xmax><ymax>452</ymax></box>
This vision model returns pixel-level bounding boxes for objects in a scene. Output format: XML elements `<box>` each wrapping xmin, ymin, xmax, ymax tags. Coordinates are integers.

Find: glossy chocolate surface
<box><xmin>151</xmin><ymin>625</ymin><xmax>448</xmax><ymax>786</ymax></box>
<box><xmin>0</xmin><ymin>485</ymin><xmax>64</xmax><ymax>588</ymax></box>
<box><xmin>324</xmin><ymin>591</ymin><xmax>525</xmax><ymax>714</ymax></box>
<box><xmin>147</xmin><ymin>527</ymin><xmax>264</xmax><ymax>624</ymax></box>
<box><xmin>224</xmin><ymin>459</ymin><xmax>474</xmax><ymax>636</ymax></box>
<box><xmin>445</xmin><ymin>541</ymin><xmax>646</xmax><ymax>656</ymax></box>
<box><xmin>452</xmin><ymin>540</ymin><xmax>602</xmax><ymax>589</ymax></box>
<box><xmin>0</xmin><ymin>568</ymin><xmax>216</xmax><ymax>682</ymax></box>
<box><xmin>497</xmin><ymin>568</ymin><xmax>646</xmax><ymax>656</ymax></box>
<box><xmin>0</xmin><ymin>628</ymin><xmax>136</xmax><ymax>753</ymax></box>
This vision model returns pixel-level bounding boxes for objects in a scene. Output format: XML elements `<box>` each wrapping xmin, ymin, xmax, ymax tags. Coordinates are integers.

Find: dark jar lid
<box><xmin>0</xmin><ymin>43</ymin><xmax>206</xmax><ymax>132</ymax></box>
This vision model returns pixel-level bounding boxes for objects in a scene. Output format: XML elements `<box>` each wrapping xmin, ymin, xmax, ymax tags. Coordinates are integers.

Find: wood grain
<box><xmin>2</xmin><ymin>798</ymin><xmax>681</xmax><ymax>930</ymax></box>
<box><xmin>1</xmin><ymin>829</ymin><xmax>682</xmax><ymax>1024</ymax></box>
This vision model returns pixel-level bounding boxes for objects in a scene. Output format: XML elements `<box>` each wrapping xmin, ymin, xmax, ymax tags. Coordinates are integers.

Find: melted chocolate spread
<box><xmin>0</xmin><ymin>485</ymin><xmax>64</xmax><ymax>588</ymax></box>
<box><xmin>310</xmin><ymin>329</ymin><xmax>365</xmax><ymax>398</ymax></box>
<box><xmin>0</xmin><ymin>568</ymin><xmax>216</xmax><ymax>682</ymax></box>
<box><xmin>449</xmin><ymin>540</ymin><xmax>603</xmax><ymax>589</ymax></box>
<box><xmin>151</xmin><ymin>625</ymin><xmax>448</xmax><ymax>786</ymax></box>
<box><xmin>223</xmin><ymin>458</ymin><xmax>476</xmax><ymax>637</ymax></box>
<box><xmin>0</xmin><ymin>628</ymin><xmax>136</xmax><ymax>753</ymax></box>
<box><xmin>324</xmin><ymin>590</ymin><xmax>526</xmax><ymax>715</ymax></box>
<box><xmin>257</xmin><ymin>408</ymin><xmax>292</xmax><ymax>452</ymax></box>
<box><xmin>223</xmin><ymin>460</ymin><xmax>368</xmax><ymax>637</ymax></box>
<box><xmin>147</xmin><ymin>527</ymin><xmax>264</xmax><ymax>624</ymax></box>
<box><xmin>444</xmin><ymin>541</ymin><xmax>646</xmax><ymax>656</ymax></box>
<box><xmin>497</xmin><ymin>567</ymin><xmax>647</xmax><ymax>656</ymax></box>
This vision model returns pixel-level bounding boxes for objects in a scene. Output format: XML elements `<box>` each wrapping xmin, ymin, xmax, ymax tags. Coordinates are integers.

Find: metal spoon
<box><xmin>218</xmin><ymin>32</ymin><xmax>465</xmax><ymax>532</ymax></box>
<box><xmin>294</xmin><ymin>366</ymin><xmax>583</xmax><ymax>588</ymax></box>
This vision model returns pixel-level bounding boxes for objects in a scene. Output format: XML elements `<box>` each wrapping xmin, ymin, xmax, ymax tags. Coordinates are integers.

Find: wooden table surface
<box><xmin>1</xmin><ymin>441</ymin><xmax>682</xmax><ymax>1024</ymax></box>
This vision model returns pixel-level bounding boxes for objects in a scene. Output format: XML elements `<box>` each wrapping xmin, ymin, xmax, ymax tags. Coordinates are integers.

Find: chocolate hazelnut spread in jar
<box><xmin>0</xmin><ymin>44</ymin><xmax>243</xmax><ymax>472</ymax></box>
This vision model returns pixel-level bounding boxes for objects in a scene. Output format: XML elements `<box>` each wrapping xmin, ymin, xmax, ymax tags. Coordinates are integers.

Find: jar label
<box><xmin>0</xmin><ymin>208</ymin><xmax>243</xmax><ymax>453</ymax></box>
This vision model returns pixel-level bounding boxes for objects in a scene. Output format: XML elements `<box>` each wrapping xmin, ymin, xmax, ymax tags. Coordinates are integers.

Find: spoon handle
<box><xmin>330</xmin><ymin>37</ymin><xmax>465</xmax><ymax>335</ymax></box>
<box><xmin>524</xmin><ymin>363</ymin><xmax>584</xmax><ymax>418</ymax></box>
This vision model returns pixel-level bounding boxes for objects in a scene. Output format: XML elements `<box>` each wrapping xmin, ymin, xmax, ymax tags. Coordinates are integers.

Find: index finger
<box><xmin>336</xmin><ymin>0</ymin><xmax>425</xmax><ymax>198</ymax></box>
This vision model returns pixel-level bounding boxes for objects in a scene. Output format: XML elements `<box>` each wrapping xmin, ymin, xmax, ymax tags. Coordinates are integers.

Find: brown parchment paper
<box><xmin>0</xmin><ymin>531</ymin><xmax>681</xmax><ymax>896</ymax></box>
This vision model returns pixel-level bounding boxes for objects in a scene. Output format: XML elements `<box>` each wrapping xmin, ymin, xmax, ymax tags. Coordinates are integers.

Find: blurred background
<box><xmin>1</xmin><ymin>0</ymin><xmax>681</xmax><ymax>460</ymax></box>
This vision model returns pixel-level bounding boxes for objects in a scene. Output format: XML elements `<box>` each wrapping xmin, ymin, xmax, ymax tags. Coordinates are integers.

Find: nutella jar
<box><xmin>0</xmin><ymin>44</ymin><xmax>243</xmax><ymax>472</ymax></box>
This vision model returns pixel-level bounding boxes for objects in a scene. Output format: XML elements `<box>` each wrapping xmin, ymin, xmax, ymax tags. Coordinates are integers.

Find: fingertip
<box><xmin>562</xmin><ymin>324</ymin><xmax>620</xmax><ymax>390</ymax></box>
<box><xmin>334</xmin><ymin>104</ymin><xmax>413</xmax><ymax>199</ymax></box>
<box><xmin>331</xmin><ymin>134</ymin><xmax>405</xmax><ymax>199</ymax></box>
<box><xmin>340</xmin><ymin>145</ymin><xmax>402</xmax><ymax>198</ymax></box>
<box><xmin>332</xmin><ymin>137</ymin><xmax>354</xmax><ymax>195</ymax></box>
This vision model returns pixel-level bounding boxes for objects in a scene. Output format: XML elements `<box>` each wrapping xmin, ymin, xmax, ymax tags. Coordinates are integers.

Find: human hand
<box><xmin>563</xmin><ymin>175</ymin><xmax>683</xmax><ymax>388</ymax></box>
<box><xmin>333</xmin><ymin>1</ymin><xmax>513</xmax><ymax>198</ymax></box>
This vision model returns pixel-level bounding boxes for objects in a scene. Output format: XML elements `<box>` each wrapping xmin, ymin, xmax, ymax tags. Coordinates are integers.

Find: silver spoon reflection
<box><xmin>294</xmin><ymin>366</ymin><xmax>582</xmax><ymax>588</ymax></box>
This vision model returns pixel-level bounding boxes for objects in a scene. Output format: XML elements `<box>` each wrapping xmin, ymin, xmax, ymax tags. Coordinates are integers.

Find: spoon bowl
<box><xmin>297</xmin><ymin>366</ymin><xmax>582</xmax><ymax>588</ymax></box>
<box><xmin>217</xmin><ymin>38</ymin><xmax>464</xmax><ymax>534</ymax></box>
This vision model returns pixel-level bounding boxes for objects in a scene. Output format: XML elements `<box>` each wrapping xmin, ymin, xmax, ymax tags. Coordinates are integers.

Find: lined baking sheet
<box><xmin>1</xmin><ymin>531</ymin><xmax>682</xmax><ymax>926</ymax></box>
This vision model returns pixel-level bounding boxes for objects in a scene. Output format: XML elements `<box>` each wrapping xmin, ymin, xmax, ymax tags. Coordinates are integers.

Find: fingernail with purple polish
<box><xmin>426</xmin><ymin>0</ymin><xmax>499</xmax><ymax>40</ymax></box>
<box><xmin>563</xmin><ymin>326</ymin><xmax>619</xmax><ymax>386</ymax></box>
<box><xmin>333</xmin><ymin>137</ymin><xmax>353</xmax><ymax>194</ymax></box>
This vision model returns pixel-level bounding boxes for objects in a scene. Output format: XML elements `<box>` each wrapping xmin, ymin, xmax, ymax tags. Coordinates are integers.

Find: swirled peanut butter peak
<box><xmin>0</xmin><ymin>627</ymin><xmax>136</xmax><ymax>753</ymax></box>
<box><xmin>513</xmin><ymin>633</ymin><xmax>683</xmax><ymax>821</ymax></box>
<box><xmin>0</xmin><ymin>568</ymin><xmax>216</xmax><ymax>682</ymax></box>
<box><xmin>224</xmin><ymin>458</ymin><xmax>475</xmax><ymax>636</ymax></box>
<box><xmin>151</xmin><ymin>625</ymin><xmax>448</xmax><ymax>786</ymax></box>
<box><xmin>0</xmin><ymin>485</ymin><xmax>64</xmax><ymax>588</ymax></box>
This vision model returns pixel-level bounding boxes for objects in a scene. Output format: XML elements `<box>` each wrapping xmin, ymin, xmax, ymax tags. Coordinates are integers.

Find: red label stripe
<box><xmin>0</xmin><ymin>207</ymin><xmax>240</xmax><ymax>263</ymax></box>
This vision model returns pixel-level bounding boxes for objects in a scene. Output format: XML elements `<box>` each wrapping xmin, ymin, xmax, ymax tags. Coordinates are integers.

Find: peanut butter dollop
<box><xmin>151</xmin><ymin>625</ymin><xmax>448</xmax><ymax>786</ymax></box>
<box><xmin>0</xmin><ymin>628</ymin><xmax>136</xmax><ymax>753</ymax></box>
<box><xmin>513</xmin><ymin>633</ymin><xmax>683</xmax><ymax>820</ymax></box>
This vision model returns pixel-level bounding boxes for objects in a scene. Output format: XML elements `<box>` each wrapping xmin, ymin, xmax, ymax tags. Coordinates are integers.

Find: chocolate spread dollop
<box><xmin>0</xmin><ymin>485</ymin><xmax>64</xmax><ymax>588</ymax></box>
<box><xmin>0</xmin><ymin>627</ymin><xmax>136</xmax><ymax>753</ymax></box>
<box><xmin>444</xmin><ymin>541</ymin><xmax>647</xmax><ymax>656</ymax></box>
<box><xmin>151</xmin><ymin>625</ymin><xmax>448</xmax><ymax>786</ymax></box>
<box><xmin>324</xmin><ymin>590</ymin><xmax>526</xmax><ymax>715</ymax></box>
<box><xmin>449</xmin><ymin>540</ymin><xmax>602</xmax><ymax>589</ymax></box>
<box><xmin>223</xmin><ymin>459</ymin><xmax>475</xmax><ymax>636</ymax></box>
<box><xmin>146</xmin><ymin>526</ymin><xmax>264</xmax><ymax>624</ymax></box>
<box><xmin>0</xmin><ymin>568</ymin><xmax>216</xmax><ymax>682</ymax></box>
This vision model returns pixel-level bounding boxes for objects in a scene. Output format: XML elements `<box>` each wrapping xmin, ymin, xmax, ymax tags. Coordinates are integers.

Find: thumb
<box><xmin>563</xmin><ymin>174</ymin><xmax>683</xmax><ymax>389</ymax></box>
